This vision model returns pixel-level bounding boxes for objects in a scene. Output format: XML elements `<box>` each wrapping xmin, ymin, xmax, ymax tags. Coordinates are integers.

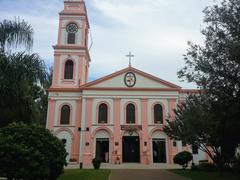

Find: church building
<box><xmin>47</xmin><ymin>0</ymin><xmax>208</xmax><ymax>167</ymax></box>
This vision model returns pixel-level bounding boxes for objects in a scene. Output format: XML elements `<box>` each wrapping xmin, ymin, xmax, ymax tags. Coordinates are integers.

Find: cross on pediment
<box><xmin>126</xmin><ymin>52</ymin><xmax>135</xmax><ymax>67</ymax></box>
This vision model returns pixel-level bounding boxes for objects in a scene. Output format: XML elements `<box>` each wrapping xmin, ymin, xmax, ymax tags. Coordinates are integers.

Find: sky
<box><xmin>0</xmin><ymin>0</ymin><xmax>217</xmax><ymax>88</ymax></box>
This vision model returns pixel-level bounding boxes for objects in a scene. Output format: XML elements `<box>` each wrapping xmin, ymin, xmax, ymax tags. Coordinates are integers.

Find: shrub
<box><xmin>191</xmin><ymin>162</ymin><xmax>217</xmax><ymax>172</ymax></box>
<box><xmin>233</xmin><ymin>153</ymin><xmax>240</xmax><ymax>171</ymax></box>
<box><xmin>0</xmin><ymin>123</ymin><xmax>67</xmax><ymax>180</ymax></box>
<box><xmin>198</xmin><ymin>162</ymin><xmax>217</xmax><ymax>172</ymax></box>
<box><xmin>191</xmin><ymin>163</ymin><xmax>198</xmax><ymax>171</ymax></box>
<box><xmin>92</xmin><ymin>157</ymin><xmax>102</xmax><ymax>170</ymax></box>
<box><xmin>173</xmin><ymin>151</ymin><xmax>193</xmax><ymax>169</ymax></box>
<box><xmin>199</xmin><ymin>160</ymin><xmax>208</xmax><ymax>164</ymax></box>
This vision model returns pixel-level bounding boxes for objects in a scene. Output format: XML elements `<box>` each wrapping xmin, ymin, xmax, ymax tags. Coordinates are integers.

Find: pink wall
<box><xmin>51</xmin><ymin>55</ymin><xmax>60</xmax><ymax>88</ymax></box>
<box><xmin>141</xmin><ymin>98</ymin><xmax>150</xmax><ymax>164</ymax></box>
<box><xmin>168</xmin><ymin>98</ymin><xmax>176</xmax><ymax>163</ymax></box>
<box><xmin>47</xmin><ymin>99</ymin><xmax>55</xmax><ymax>130</ymax></box>
<box><xmin>113</xmin><ymin>98</ymin><xmax>121</xmax><ymax>164</ymax></box>
<box><xmin>71</xmin><ymin>99</ymin><xmax>82</xmax><ymax>162</ymax></box>
<box><xmin>83</xmin><ymin>98</ymin><xmax>93</xmax><ymax>165</ymax></box>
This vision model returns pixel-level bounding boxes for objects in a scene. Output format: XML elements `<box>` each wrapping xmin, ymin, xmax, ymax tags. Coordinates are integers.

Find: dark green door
<box><xmin>122</xmin><ymin>136</ymin><xmax>140</xmax><ymax>162</ymax></box>
<box><xmin>152</xmin><ymin>139</ymin><xmax>166</xmax><ymax>163</ymax></box>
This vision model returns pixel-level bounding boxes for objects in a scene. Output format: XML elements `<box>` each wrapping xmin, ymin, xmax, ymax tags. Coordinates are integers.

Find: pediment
<box><xmin>81</xmin><ymin>67</ymin><xmax>181</xmax><ymax>90</ymax></box>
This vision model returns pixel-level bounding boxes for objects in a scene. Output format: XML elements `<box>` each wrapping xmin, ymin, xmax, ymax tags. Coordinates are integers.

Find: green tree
<box><xmin>0</xmin><ymin>18</ymin><xmax>48</xmax><ymax>127</ymax></box>
<box><xmin>173</xmin><ymin>151</ymin><xmax>193</xmax><ymax>169</ymax></box>
<box><xmin>0</xmin><ymin>52</ymin><xmax>47</xmax><ymax>127</ymax></box>
<box><xmin>164</xmin><ymin>0</ymin><xmax>240</xmax><ymax>167</ymax></box>
<box><xmin>37</xmin><ymin>67</ymin><xmax>53</xmax><ymax>126</ymax></box>
<box><xmin>0</xmin><ymin>123</ymin><xmax>67</xmax><ymax>180</ymax></box>
<box><xmin>164</xmin><ymin>95</ymin><xmax>222</xmax><ymax>165</ymax></box>
<box><xmin>0</xmin><ymin>18</ymin><xmax>33</xmax><ymax>52</ymax></box>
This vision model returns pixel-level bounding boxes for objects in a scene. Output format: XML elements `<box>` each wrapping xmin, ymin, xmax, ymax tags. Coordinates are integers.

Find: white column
<box><xmin>177</xmin><ymin>141</ymin><xmax>183</xmax><ymax>152</ymax></box>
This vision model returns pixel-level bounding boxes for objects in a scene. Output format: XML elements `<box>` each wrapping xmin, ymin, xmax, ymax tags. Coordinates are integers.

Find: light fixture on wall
<box><xmin>78</xmin><ymin>127</ymin><xmax>89</xmax><ymax>132</ymax></box>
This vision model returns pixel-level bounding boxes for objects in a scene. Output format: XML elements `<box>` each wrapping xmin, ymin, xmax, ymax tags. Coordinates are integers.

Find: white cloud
<box><xmin>88</xmin><ymin>0</ymin><xmax>215</xmax><ymax>88</ymax></box>
<box><xmin>0</xmin><ymin>0</ymin><xmax>216</xmax><ymax>88</ymax></box>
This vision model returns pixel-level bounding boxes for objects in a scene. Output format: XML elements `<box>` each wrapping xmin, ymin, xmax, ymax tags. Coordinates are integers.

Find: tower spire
<box><xmin>51</xmin><ymin>0</ymin><xmax>90</xmax><ymax>88</ymax></box>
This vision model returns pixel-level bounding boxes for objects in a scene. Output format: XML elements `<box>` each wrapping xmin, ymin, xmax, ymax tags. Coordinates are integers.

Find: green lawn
<box><xmin>58</xmin><ymin>169</ymin><xmax>111</xmax><ymax>180</ymax></box>
<box><xmin>170</xmin><ymin>169</ymin><xmax>240</xmax><ymax>180</ymax></box>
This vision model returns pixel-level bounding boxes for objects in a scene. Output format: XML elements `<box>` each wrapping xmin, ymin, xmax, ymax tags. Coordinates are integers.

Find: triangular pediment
<box><xmin>80</xmin><ymin>66</ymin><xmax>181</xmax><ymax>90</ymax></box>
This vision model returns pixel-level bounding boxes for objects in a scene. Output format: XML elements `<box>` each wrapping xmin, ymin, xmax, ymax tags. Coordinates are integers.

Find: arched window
<box><xmin>66</xmin><ymin>23</ymin><xmax>78</xmax><ymax>44</ymax></box>
<box><xmin>67</xmin><ymin>33</ymin><xmax>76</xmax><ymax>44</ymax></box>
<box><xmin>154</xmin><ymin>104</ymin><xmax>163</xmax><ymax>124</ymax></box>
<box><xmin>60</xmin><ymin>105</ymin><xmax>70</xmax><ymax>125</ymax></box>
<box><xmin>126</xmin><ymin>103</ymin><xmax>135</xmax><ymax>124</ymax></box>
<box><xmin>64</xmin><ymin>60</ymin><xmax>73</xmax><ymax>79</ymax></box>
<box><xmin>98</xmin><ymin>103</ymin><xmax>108</xmax><ymax>123</ymax></box>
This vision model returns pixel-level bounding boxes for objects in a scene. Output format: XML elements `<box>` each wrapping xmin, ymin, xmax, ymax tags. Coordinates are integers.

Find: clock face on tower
<box><xmin>66</xmin><ymin>23</ymin><xmax>78</xmax><ymax>33</ymax></box>
<box><xmin>124</xmin><ymin>72</ymin><xmax>136</xmax><ymax>87</ymax></box>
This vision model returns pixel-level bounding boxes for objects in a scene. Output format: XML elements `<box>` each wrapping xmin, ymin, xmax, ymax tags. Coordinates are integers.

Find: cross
<box><xmin>126</xmin><ymin>52</ymin><xmax>135</xmax><ymax>67</ymax></box>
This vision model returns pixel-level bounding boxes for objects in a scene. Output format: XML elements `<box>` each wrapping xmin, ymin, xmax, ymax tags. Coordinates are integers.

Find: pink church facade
<box><xmin>47</xmin><ymin>0</ymin><xmax>208</xmax><ymax>167</ymax></box>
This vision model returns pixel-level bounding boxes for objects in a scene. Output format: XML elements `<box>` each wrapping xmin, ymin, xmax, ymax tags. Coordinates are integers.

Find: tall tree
<box><xmin>37</xmin><ymin>67</ymin><xmax>53</xmax><ymax>126</ymax></box>
<box><xmin>164</xmin><ymin>95</ymin><xmax>225</xmax><ymax>166</ymax></box>
<box><xmin>0</xmin><ymin>52</ymin><xmax>47</xmax><ymax>127</ymax></box>
<box><xmin>0</xmin><ymin>18</ymin><xmax>33</xmax><ymax>52</ymax></box>
<box><xmin>0</xmin><ymin>18</ymin><xmax>47</xmax><ymax>127</ymax></box>
<box><xmin>164</xmin><ymin>0</ymin><xmax>240</xmax><ymax>167</ymax></box>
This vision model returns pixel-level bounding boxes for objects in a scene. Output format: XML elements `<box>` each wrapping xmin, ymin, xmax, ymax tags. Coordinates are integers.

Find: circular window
<box><xmin>124</xmin><ymin>72</ymin><xmax>136</xmax><ymax>87</ymax></box>
<box><xmin>66</xmin><ymin>23</ymin><xmax>78</xmax><ymax>33</ymax></box>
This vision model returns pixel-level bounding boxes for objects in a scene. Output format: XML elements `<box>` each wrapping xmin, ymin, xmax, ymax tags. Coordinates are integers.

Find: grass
<box><xmin>170</xmin><ymin>169</ymin><xmax>240</xmax><ymax>180</ymax></box>
<box><xmin>58</xmin><ymin>169</ymin><xmax>111</xmax><ymax>180</ymax></box>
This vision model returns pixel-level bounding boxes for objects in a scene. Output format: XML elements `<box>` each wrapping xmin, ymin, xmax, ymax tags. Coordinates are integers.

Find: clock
<box><xmin>66</xmin><ymin>23</ymin><xmax>78</xmax><ymax>33</ymax></box>
<box><xmin>124</xmin><ymin>72</ymin><xmax>136</xmax><ymax>87</ymax></box>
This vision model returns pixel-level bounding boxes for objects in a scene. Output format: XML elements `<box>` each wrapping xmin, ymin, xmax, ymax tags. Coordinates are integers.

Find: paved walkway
<box><xmin>67</xmin><ymin>163</ymin><xmax>182</xmax><ymax>169</ymax></box>
<box><xmin>109</xmin><ymin>169</ymin><xmax>189</xmax><ymax>180</ymax></box>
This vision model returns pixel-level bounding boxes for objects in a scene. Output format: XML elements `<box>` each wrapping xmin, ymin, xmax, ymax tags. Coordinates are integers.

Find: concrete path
<box><xmin>67</xmin><ymin>163</ymin><xmax>182</xmax><ymax>169</ymax></box>
<box><xmin>109</xmin><ymin>169</ymin><xmax>189</xmax><ymax>180</ymax></box>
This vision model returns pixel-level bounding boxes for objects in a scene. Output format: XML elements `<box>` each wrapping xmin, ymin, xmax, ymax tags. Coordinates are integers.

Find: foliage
<box><xmin>58</xmin><ymin>169</ymin><xmax>111</xmax><ymax>180</ymax></box>
<box><xmin>36</xmin><ymin>66</ymin><xmax>53</xmax><ymax>126</ymax></box>
<box><xmin>0</xmin><ymin>52</ymin><xmax>48</xmax><ymax>127</ymax></box>
<box><xmin>233</xmin><ymin>151</ymin><xmax>240</xmax><ymax>171</ymax></box>
<box><xmin>164</xmin><ymin>95</ymin><xmax>221</xmax><ymax>165</ymax></box>
<box><xmin>197</xmin><ymin>163</ymin><xmax>217</xmax><ymax>172</ymax></box>
<box><xmin>173</xmin><ymin>151</ymin><xmax>193</xmax><ymax>169</ymax></box>
<box><xmin>170</xmin><ymin>169</ymin><xmax>240</xmax><ymax>180</ymax></box>
<box><xmin>199</xmin><ymin>160</ymin><xmax>209</xmax><ymax>164</ymax></box>
<box><xmin>191</xmin><ymin>163</ymin><xmax>198</xmax><ymax>171</ymax></box>
<box><xmin>0</xmin><ymin>123</ymin><xmax>67</xmax><ymax>180</ymax></box>
<box><xmin>92</xmin><ymin>157</ymin><xmax>102</xmax><ymax>170</ymax></box>
<box><xmin>192</xmin><ymin>161</ymin><xmax>217</xmax><ymax>172</ymax></box>
<box><xmin>0</xmin><ymin>18</ymin><xmax>33</xmax><ymax>52</ymax></box>
<box><xmin>165</xmin><ymin>0</ymin><xmax>240</xmax><ymax>168</ymax></box>
<box><xmin>0</xmin><ymin>18</ymin><xmax>50</xmax><ymax>127</ymax></box>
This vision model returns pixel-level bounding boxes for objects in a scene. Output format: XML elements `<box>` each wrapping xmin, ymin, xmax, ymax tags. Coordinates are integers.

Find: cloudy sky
<box><xmin>0</xmin><ymin>0</ymin><xmax>216</xmax><ymax>88</ymax></box>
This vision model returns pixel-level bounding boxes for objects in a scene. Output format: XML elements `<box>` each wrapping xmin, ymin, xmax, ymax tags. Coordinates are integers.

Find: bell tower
<box><xmin>51</xmin><ymin>0</ymin><xmax>90</xmax><ymax>88</ymax></box>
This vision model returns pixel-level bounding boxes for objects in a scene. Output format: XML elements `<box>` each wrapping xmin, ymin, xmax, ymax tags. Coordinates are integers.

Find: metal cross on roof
<box><xmin>126</xmin><ymin>52</ymin><xmax>135</xmax><ymax>67</ymax></box>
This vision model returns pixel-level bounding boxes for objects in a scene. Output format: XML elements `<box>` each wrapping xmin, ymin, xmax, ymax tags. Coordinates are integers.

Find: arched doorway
<box><xmin>55</xmin><ymin>131</ymin><xmax>72</xmax><ymax>162</ymax></box>
<box><xmin>151</xmin><ymin>130</ymin><xmax>168</xmax><ymax>163</ymax></box>
<box><xmin>122</xmin><ymin>131</ymin><xmax>140</xmax><ymax>163</ymax></box>
<box><xmin>94</xmin><ymin>130</ymin><xmax>111</xmax><ymax>163</ymax></box>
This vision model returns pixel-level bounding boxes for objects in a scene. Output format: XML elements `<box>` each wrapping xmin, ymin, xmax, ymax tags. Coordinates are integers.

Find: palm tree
<box><xmin>0</xmin><ymin>18</ymin><xmax>33</xmax><ymax>52</ymax></box>
<box><xmin>0</xmin><ymin>18</ymin><xmax>47</xmax><ymax>127</ymax></box>
<box><xmin>0</xmin><ymin>52</ymin><xmax>47</xmax><ymax>127</ymax></box>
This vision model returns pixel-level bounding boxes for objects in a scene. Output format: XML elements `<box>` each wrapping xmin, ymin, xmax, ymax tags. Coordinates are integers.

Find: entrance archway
<box><xmin>151</xmin><ymin>130</ymin><xmax>168</xmax><ymax>163</ymax></box>
<box><xmin>122</xmin><ymin>131</ymin><xmax>140</xmax><ymax>163</ymax></box>
<box><xmin>94</xmin><ymin>130</ymin><xmax>111</xmax><ymax>163</ymax></box>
